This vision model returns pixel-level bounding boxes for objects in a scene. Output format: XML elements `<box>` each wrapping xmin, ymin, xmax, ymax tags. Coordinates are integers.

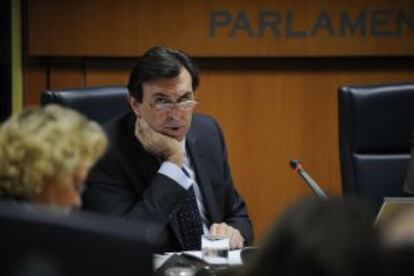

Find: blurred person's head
<box><xmin>243</xmin><ymin>197</ymin><xmax>380</xmax><ymax>276</ymax></box>
<box><xmin>0</xmin><ymin>105</ymin><xmax>107</xmax><ymax>209</ymax></box>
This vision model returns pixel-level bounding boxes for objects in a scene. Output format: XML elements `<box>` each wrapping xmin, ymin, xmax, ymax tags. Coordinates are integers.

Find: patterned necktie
<box><xmin>176</xmin><ymin>168</ymin><xmax>204</xmax><ymax>250</ymax></box>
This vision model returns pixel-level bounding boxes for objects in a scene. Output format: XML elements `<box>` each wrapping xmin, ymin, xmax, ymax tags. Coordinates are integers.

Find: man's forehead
<box><xmin>143</xmin><ymin>67</ymin><xmax>192</xmax><ymax>87</ymax></box>
<box><xmin>142</xmin><ymin>68</ymin><xmax>194</xmax><ymax>99</ymax></box>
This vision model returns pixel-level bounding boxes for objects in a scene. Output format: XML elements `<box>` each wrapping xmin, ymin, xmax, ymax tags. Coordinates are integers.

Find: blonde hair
<box><xmin>0</xmin><ymin>104</ymin><xmax>107</xmax><ymax>199</ymax></box>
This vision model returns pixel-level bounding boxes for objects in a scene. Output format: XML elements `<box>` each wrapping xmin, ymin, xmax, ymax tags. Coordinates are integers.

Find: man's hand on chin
<box><xmin>135</xmin><ymin>117</ymin><xmax>184</xmax><ymax>167</ymax></box>
<box><xmin>210</xmin><ymin>222</ymin><xmax>245</xmax><ymax>250</ymax></box>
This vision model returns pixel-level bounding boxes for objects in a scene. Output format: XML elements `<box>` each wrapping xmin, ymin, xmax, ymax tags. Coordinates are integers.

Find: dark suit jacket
<box><xmin>83</xmin><ymin>112</ymin><xmax>253</xmax><ymax>252</ymax></box>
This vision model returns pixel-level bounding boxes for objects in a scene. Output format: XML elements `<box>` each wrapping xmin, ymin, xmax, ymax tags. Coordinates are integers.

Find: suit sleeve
<box><xmin>82</xmin><ymin>149</ymin><xmax>187</xmax><ymax>248</ymax></box>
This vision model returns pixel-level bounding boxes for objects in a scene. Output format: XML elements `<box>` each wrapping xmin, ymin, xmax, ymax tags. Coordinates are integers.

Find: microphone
<box><xmin>289</xmin><ymin>160</ymin><xmax>329</xmax><ymax>200</ymax></box>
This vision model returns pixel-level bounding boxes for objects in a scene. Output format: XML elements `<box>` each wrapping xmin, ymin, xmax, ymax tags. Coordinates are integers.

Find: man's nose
<box><xmin>168</xmin><ymin>104</ymin><xmax>183</xmax><ymax>119</ymax></box>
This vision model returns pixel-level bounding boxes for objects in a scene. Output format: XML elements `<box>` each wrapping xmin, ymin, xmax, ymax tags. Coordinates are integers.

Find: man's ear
<box><xmin>127</xmin><ymin>95</ymin><xmax>141</xmax><ymax>118</ymax></box>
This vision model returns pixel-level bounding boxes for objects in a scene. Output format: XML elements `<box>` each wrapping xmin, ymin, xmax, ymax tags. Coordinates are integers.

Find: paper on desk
<box><xmin>153</xmin><ymin>250</ymin><xmax>242</xmax><ymax>270</ymax></box>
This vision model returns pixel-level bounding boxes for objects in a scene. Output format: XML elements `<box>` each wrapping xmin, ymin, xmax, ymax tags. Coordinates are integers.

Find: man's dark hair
<box><xmin>127</xmin><ymin>46</ymin><xmax>199</xmax><ymax>102</ymax></box>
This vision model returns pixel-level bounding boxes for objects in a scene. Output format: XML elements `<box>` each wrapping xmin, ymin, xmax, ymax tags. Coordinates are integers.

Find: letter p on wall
<box><xmin>210</xmin><ymin>11</ymin><xmax>232</xmax><ymax>37</ymax></box>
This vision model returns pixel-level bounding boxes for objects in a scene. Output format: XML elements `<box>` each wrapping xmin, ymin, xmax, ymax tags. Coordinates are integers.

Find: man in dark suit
<box><xmin>83</xmin><ymin>46</ymin><xmax>253</xmax><ymax>252</ymax></box>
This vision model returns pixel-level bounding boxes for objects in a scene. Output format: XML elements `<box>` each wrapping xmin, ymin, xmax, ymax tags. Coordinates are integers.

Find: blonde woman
<box><xmin>0</xmin><ymin>104</ymin><xmax>107</xmax><ymax>209</ymax></box>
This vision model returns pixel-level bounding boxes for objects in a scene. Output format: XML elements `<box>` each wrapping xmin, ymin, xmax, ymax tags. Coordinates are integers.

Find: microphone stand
<box><xmin>289</xmin><ymin>160</ymin><xmax>329</xmax><ymax>200</ymax></box>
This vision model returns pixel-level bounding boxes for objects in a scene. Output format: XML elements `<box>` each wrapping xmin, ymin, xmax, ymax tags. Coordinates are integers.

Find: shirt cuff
<box><xmin>158</xmin><ymin>161</ymin><xmax>192</xmax><ymax>190</ymax></box>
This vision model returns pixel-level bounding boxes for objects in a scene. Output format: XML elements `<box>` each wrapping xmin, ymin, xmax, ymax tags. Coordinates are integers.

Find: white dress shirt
<box><xmin>158</xmin><ymin>139</ymin><xmax>209</xmax><ymax>234</ymax></box>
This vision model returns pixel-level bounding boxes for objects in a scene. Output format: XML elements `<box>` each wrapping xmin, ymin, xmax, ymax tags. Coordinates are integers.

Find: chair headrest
<box><xmin>339</xmin><ymin>83</ymin><xmax>414</xmax><ymax>153</ymax></box>
<box><xmin>41</xmin><ymin>86</ymin><xmax>130</xmax><ymax>124</ymax></box>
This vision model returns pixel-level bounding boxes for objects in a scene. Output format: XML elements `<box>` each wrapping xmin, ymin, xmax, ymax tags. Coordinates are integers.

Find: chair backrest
<box><xmin>338</xmin><ymin>83</ymin><xmax>414</xmax><ymax>208</ymax></box>
<box><xmin>0</xmin><ymin>201</ymin><xmax>153</xmax><ymax>276</ymax></box>
<box><xmin>41</xmin><ymin>85</ymin><xmax>130</xmax><ymax>124</ymax></box>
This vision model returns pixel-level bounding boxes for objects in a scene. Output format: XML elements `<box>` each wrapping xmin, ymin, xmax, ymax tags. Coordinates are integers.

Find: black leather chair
<box><xmin>338</xmin><ymin>83</ymin><xmax>414</xmax><ymax>209</ymax></box>
<box><xmin>0</xmin><ymin>201</ymin><xmax>153</xmax><ymax>276</ymax></box>
<box><xmin>41</xmin><ymin>85</ymin><xmax>130</xmax><ymax>124</ymax></box>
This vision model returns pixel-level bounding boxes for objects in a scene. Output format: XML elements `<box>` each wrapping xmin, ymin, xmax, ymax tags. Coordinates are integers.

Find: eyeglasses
<box><xmin>150</xmin><ymin>100</ymin><xmax>198</xmax><ymax>112</ymax></box>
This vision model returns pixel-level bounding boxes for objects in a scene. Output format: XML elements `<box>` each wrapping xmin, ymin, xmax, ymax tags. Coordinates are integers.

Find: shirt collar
<box><xmin>180</xmin><ymin>138</ymin><xmax>186</xmax><ymax>154</ymax></box>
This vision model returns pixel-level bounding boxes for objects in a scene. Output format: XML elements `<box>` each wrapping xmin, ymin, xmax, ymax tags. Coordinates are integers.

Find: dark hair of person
<box><xmin>242</xmin><ymin>197</ymin><xmax>381</xmax><ymax>276</ymax></box>
<box><xmin>381</xmin><ymin>245</ymin><xmax>414</xmax><ymax>275</ymax></box>
<box><xmin>127</xmin><ymin>46</ymin><xmax>199</xmax><ymax>102</ymax></box>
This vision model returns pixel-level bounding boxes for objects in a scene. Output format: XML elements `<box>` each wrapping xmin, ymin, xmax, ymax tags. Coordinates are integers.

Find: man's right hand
<box><xmin>134</xmin><ymin>117</ymin><xmax>184</xmax><ymax>167</ymax></box>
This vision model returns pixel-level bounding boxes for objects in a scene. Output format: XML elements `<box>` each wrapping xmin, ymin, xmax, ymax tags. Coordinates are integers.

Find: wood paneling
<box><xmin>196</xmin><ymin>69</ymin><xmax>414</xmax><ymax>240</ymax></box>
<box><xmin>28</xmin><ymin>0</ymin><xmax>414</xmax><ymax>57</ymax></box>
<box><xmin>22</xmin><ymin>0</ymin><xmax>414</xmax><ymax>243</ymax></box>
<box><xmin>24</xmin><ymin>63</ymin><xmax>47</xmax><ymax>106</ymax></box>
<box><xmin>22</xmin><ymin>58</ymin><xmax>414</xmax><ymax>241</ymax></box>
<box><xmin>85</xmin><ymin>60</ymin><xmax>133</xmax><ymax>86</ymax></box>
<box><xmin>49</xmin><ymin>63</ymin><xmax>84</xmax><ymax>89</ymax></box>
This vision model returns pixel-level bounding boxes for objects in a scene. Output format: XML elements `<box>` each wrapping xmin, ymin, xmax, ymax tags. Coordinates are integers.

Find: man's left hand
<box><xmin>210</xmin><ymin>223</ymin><xmax>245</xmax><ymax>250</ymax></box>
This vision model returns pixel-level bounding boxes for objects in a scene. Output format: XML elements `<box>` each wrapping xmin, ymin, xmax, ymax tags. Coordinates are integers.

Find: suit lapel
<box><xmin>186</xmin><ymin>130</ymin><xmax>220</xmax><ymax>223</ymax></box>
<box><xmin>127</xmin><ymin>113</ymin><xmax>187</xmax><ymax>249</ymax></box>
